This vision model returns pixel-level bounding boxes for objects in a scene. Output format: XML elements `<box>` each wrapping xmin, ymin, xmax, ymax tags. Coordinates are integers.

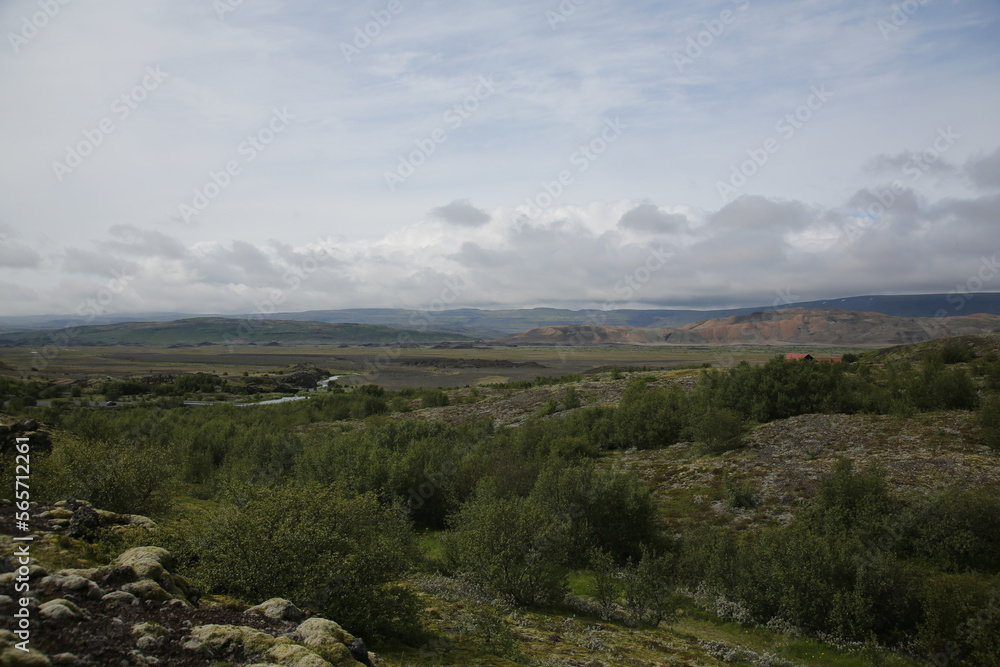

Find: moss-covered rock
<box><xmin>248</xmin><ymin>597</ymin><xmax>304</xmax><ymax>622</ymax></box>
<box><xmin>102</xmin><ymin>590</ymin><xmax>138</xmax><ymax>604</ymax></box>
<box><xmin>0</xmin><ymin>629</ymin><xmax>51</xmax><ymax>666</ymax></box>
<box><xmin>0</xmin><ymin>647</ymin><xmax>51</xmax><ymax>666</ymax></box>
<box><xmin>114</xmin><ymin>547</ymin><xmax>172</xmax><ymax>580</ymax></box>
<box><xmin>131</xmin><ymin>622</ymin><xmax>170</xmax><ymax>640</ymax></box>
<box><xmin>264</xmin><ymin>642</ymin><xmax>335</xmax><ymax>666</ymax></box>
<box><xmin>54</xmin><ymin>568</ymin><xmax>99</xmax><ymax>580</ymax></box>
<box><xmin>293</xmin><ymin>618</ymin><xmax>358</xmax><ymax>666</ymax></box>
<box><xmin>189</xmin><ymin>624</ymin><xmax>281</xmax><ymax>655</ymax></box>
<box><xmin>187</xmin><ymin>624</ymin><xmax>356</xmax><ymax>667</ymax></box>
<box><xmin>121</xmin><ymin>579</ymin><xmax>174</xmax><ymax>603</ymax></box>
<box><xmin>310</xmin><ymin>642</ymin><xmax>357</xmax><ymax>667</ymax></box>
<box><xmin>97</xmin><ymin>510</ymin><xmax>159</xmax><ymax>531</ymax></box>
<box><xmin>295</xmin><ymin>617</ymin><xmax>355</xmax><ymax>649</ymax></box>
<box><xmin>38</xmin><ymin>598</ymin><xmax>82</xmax><ymax>621</ymax></box>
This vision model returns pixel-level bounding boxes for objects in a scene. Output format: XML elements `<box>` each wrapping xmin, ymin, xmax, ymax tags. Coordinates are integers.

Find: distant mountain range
<box><xmin>496</xmin><ymin>308</ymin><xmax>1000</xmax><ymax>347</ymax></box>
<box><xmin>1</xmin><ymin>306</ymin><xmax>999</xmax><ymax>350</ymax></box>
<box><xmin>0</xmin><ymin>318</ymin><xmax>472</xmax><ymax>347</ymax></box>
<box><xmin>1</xmin><ymin>293</ymin><xmax>998</xmax><ymax>338</ymax></box>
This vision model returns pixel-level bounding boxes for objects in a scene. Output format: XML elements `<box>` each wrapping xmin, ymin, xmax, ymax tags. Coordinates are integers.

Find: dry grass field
<box><xmin>0</xmin><ymin>342</ymin><xmax>869</xmax><ymax>389</ymax></box>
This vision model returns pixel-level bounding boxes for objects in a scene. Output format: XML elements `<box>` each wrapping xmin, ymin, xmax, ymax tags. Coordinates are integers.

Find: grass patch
<box><xmin>566</xmin><ymin>569</ymin><xmax>597</xmax><ymax>598</ymax></box>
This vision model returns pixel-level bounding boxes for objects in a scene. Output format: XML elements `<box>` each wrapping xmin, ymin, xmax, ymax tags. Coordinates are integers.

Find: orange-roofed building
<box><xmin>785</xmin><ymin>353</ymin><xmax>814</xmax><ymax>361</ymax></box>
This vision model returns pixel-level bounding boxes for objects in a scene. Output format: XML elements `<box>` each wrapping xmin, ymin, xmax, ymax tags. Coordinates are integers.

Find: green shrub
<box><xmin>724</xmin><ymin>477</ymin><xmax>757</xmax><ymax>510</ymax></box>
<box><xmin>458</xmin><ymin>604</ymin><xmax>523</xmax><ymax>661</ymax></box>
<box><xmin>744</xmin><ymin>528</ymin><xmax>922</xmax><ymax>641</ymax></box>
<box><xmin>694</xmin><ymin>358</ymin><xmax>852</xmax><ymax>423</ymax></box>
<box><xmin>589</xmin><ymin>547</ymin><xmax>621</xmax><ymax>620</ymax></box>
<box><xmin>171</xmin><ymin>482</ymin><xmax>419</xmax><ymax>640</ymax></box>
<box><xmin>562</xmin><ymin>386</ymin><xmax>581</xmax><ymax>410</ymax></box>
<box><xmin>390</xmin><ymin>396</ymin><xmax>412</xmax><ymax>412</ymax></box>
<box><xmin>443</xmin><ymin>481</ymin><xmax>571</xmax><ymax>606</ymax></box>
<box><xmin>34</xmin><ymin>437</ymin><xmax>173</xmax><ymax>516</ymax></box>
<box><xmin>621</xmin><ymin>545</ymin><xmax>676</xmax><ymax>628</ymax></box>
<box><xmin>977</xmin><ymin>352</ymin><xmax>1000</xmax><ymax>391</ymax></box>
<box><xmin>350</xmin><ymin>395</ymin><xmax>388</xmax><ymax>418</ymax></box>
<box><xmin>901</xmin><ymin>486</ymin><xmax>1000</xmax><ymax>572</ymax></box>
<box><xmin>939</xmin><ymin>341</ymin><xmax>976</xmax><ymax>364</ymax></box>
<box><xmin>978</xmin><ymin>394</ymin><xmax>1000</xmax><ymax>450</ymax></box>
<box><xmin>694</xmin><ymin>407</ymin><xmax>744</xmax><ymax>454</ymax></box>
<box><xmin>918</xmin><ymin>575</ymin><xmax>1000</xmax><ymax>667</ymax></box>
<box><xmin>356</xmin><ymin>383</ymin><xmax>385</xmax><ymax>396</ymax></box>
<box><xmin>678</xmin><ymin>463</ymin><xmax>929</xmax><ymax>644</ymax></box>
<box><xmin>611</xmin><ymin>379</ymin><xmax>689</xmax><ymax>449</ymax></box>
<box><xmin>420</xmin><ymin>389</ymin><xmax>449</xmax><ymax>408</ymax></box>
<box><xmin>805</xmin><ymin>459</ymin><xmax>894</xmax><ymax>539</ymax></box>
<box><xmin>529</xmin><ymin>459</ymin><xmax>658</xmax><ymax>564</ymax></box>
<box><xmin>928</xmin><ymin>367</ymin><xmax>977</xmax><ymax>411</ymax></box>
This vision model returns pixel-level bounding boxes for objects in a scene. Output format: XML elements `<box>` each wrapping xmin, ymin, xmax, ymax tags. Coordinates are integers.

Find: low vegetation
<box><xmin>2</xmin><ymin>338</ymin><xmax>1000</xmax><ymax>665</ymax></box>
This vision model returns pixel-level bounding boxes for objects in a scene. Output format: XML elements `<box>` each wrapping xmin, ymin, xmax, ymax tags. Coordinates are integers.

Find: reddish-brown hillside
<box><xmin>495</xmin><ymin>308</ymin><xmax>1000</xmax><ymax>346</ymax></box>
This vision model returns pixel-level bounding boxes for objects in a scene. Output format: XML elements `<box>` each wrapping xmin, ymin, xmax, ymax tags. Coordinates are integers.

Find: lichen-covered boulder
<box><xmin>190</xmin><ymin>624</ymin><xmax>281</xmax><ymax>655</ymax></box>
<box><xmin>125</xmin><ymin>514</ymin><xmax>159</xmax><ymax>531</ymax></box>
<box><xmin>190</xmin><ymin>625</ymin><xmax>351</xmax><ymax>667</ymax></box>
<box><xmin>263</xmin><ymin>642</ymin><xmax>334</xmax><ymax>666</ymax></box>
<box><xmin>115</xmin><ymin>546</ymin><xmax>172</xmax><ymax>580</ymax></box>
<box><xmin>131</xmin><ymin>622</ymin><xmax>170</xmax><ymax>640</ymax></box>
<box><xmin>54</xmin><ymin>568</ymin><xmax>99</xmax><ymax>580</ymax></box>
<box><xmin>295</xmin><ymin>617</ymin><xmax>354</xmax><ymax>647</ymax></box>
<box><xmin>248</xmin><ymin>597</ymin><xmax>304</xmax><ymax>622</ymax></box>
<box><xmin>294</xmin><ymin>618</ymin><xmax>358</xmax><ymax>666</ymax></box>
<box><xmin>0</xmin><ymin>629</ymin><xmax>50</xmax><ymax>666</ymax></box>
<box><xmin>102</xmin><ymin>590</ymin><xmax>138</xmax><ymax>604</ymax></box>
<box><xmin>96</xmin><ymin>509</ymin><xmax>159</xmax><ymax>532</ymax></box>
<box><xmin>122</xmin><ymin>579</ymin><xmax>174</xmax><ymax>603</ymax></box>
<box><xmin>38</xmin><ymin>573</ymin><xmax>104</xmax><ymax>602</ymax></box>
<box><xmin>39</xmin><ymin>598</ymin><xmax>81</xmax><ymax>621</ymax></box>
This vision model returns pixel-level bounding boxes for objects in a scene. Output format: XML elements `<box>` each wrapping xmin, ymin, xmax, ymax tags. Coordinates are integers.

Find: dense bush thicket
<box><xmin>677</xmin><ymin>462</ymin><xmax>1000</xmax><ymax>664</ymax></box>
<box><xmin>530</xmin><ymin>352</ymin><xmax>982</xmax><ymax>453</ymax></box>
<box><xmin>160</xmin><ymin>483</ymin><xmax>421</xmax><ymax>641</ymax></box>
<box><xmin>7</xmin><ymin>379</ymin><xmax>663</xmax><ymax>637</ymax></box>
<box><xmin>440</xmin><ymin>455</ymin><xmax>660</xmax><ymax>605</ymax></box>
<box><xmin>34</xmin><ymin>436</ymin><xmax>174</xmax><ymax>516</ymax></box>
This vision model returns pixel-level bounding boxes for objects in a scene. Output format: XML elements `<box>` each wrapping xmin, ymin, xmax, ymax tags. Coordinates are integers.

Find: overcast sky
<box><xmin>1</xmin><ymin>0</ymin><xmax>998</xmax><ymax>317</ymax></box>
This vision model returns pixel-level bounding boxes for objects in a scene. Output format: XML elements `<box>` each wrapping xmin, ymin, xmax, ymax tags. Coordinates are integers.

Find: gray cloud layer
<box><xmin>429</xmin><ymin>200</ymin><xmax>492</xmax><ymax>227</ymax></box>
<box><xmin>3</xmin><ymin>181</ymin><xmax>997</xmax><ymax>316</ymax></box>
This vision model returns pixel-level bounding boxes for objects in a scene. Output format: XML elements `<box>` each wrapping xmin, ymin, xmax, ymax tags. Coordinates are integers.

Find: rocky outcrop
<box><xmin>0</xmin><ymin>499</ymin><xmax>377</xmax><ymax>666</ymax></box>
<box><xmin>191</xmin><ymin>619</ymin><xmax>364</xmax><ymax>666</ymax></box>
<box><xmin>248</xmin><ymin>597</ymin><xmax>305</xmax><ymax>623</ymax></box>
<box><xmin>0</xmin><ymin>420</ymin><xmax>53</xmax><ymax>456</ymax></box>
<box><xmin>32</xmin><ymin>498</ymin><xmax>158</xmax><ymax>538</ymax></box>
